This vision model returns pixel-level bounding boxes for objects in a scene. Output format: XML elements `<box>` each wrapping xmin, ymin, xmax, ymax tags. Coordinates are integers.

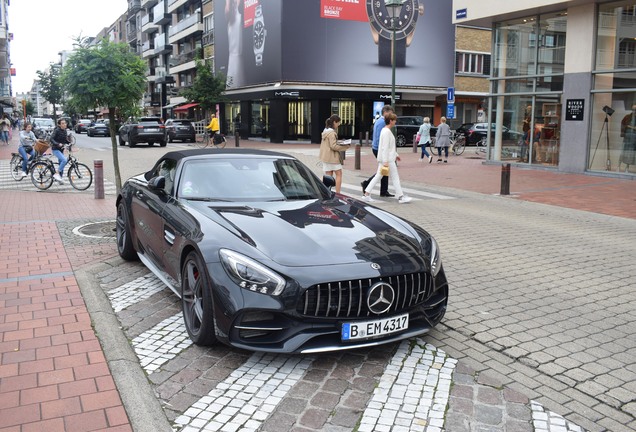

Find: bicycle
<box><xmin>475</xmin><ymin>137</ymin><xmax>489</xmax><ymax>157</ymax></box>
<box><xmin>450</xmin><ymin>132</ymin><xmax>466</xmax><ymax>156</ymax></box>
<box><xmin>9</xmin><ymin>141</ymin><xmax>49</xmax><ymax>182</ymax></box>
<box><xmin>195</xmin><ymin>130</ymin><xmax>226</xmax><ymax>149</ymax></box>
<box><xmin>30</xmin><ymin>142</ymin><xmax>93</xmax><ymax>191</ymax></box>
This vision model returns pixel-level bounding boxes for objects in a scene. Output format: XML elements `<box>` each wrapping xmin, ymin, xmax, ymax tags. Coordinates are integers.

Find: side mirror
<box><xmin>148</xmin><ymin>176</ymin><xmax>166</xmax><ymax>191</ymax></box>
<box><xmin>323</xmin><ymin>175</ymin><xmax>336</xmax><ymax>189</ymax></box>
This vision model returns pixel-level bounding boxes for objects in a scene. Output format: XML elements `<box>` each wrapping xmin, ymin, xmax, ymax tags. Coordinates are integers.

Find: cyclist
<box><xmin>49</xmin><ymin>118</ymin><xmax>70</xmax><ymax>184</ymax></box>
<box><xmin>205</xmin><ymin>114</ymin><xmax>221</xmax><ymax>144</ymax></box>
<box><xmin>18</xmin><ymin>122</ymin><xmax>37</xmax><ymax>177</ymax></box>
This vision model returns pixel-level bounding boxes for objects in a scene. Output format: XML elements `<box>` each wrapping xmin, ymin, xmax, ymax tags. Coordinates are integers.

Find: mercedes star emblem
<box><xmin>367</xmin><ymin>282</ymin><xmax>395</xmax><ymax>315</ymax></box>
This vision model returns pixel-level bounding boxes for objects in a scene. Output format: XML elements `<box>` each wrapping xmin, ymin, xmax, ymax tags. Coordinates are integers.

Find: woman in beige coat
<box><xmin>319</xmin><ymin>114</ymin><xmax>350</xmax><ymax>193</ymax></box>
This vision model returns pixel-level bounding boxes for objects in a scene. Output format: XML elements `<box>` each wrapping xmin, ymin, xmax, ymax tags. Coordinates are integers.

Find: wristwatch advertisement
<box><xmin>366</xmin><ymin>0</ymin><xmax>424</xmax><ymax>67</ymax></box>
<box><xmin>253</xmin><ymin>5</ymin><xmax>266</xmax><ymax>67</ymax></box>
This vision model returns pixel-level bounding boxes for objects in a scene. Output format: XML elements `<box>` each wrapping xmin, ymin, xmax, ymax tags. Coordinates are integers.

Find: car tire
<box><xmin>87</xmin><ymin>130</ymin><xmax>92</xmax><ymax>137</ymax></box>
<box><xmin>159</xmin><ymin>140</ymin><xmax>167</xmax><ymax>147</ymax></box>
<box><xmin>116</xmin><ymin>202</ymin><xmax>138</xmax><ymax>261</ymax></box>
<box><xmin>129</xmin><ymin>141</ymin><xmax>137</xmax><ymax>148</ymax></box>
<box><xmin>167</xmin><ymin>134</ymin><xmax>173</xmax><ymax>143</ymax></box>
<box><xmin>181</xmin><ymin>251</ymin><xmax>218</xmax><ymax>346</ymax></box>
<box><xmin>119</xmin><ymin>135</ymin><xmax>126</xmax><ymax>146</ymax></box>
<box><xmin>396</xmin><ymin>134</ymin><xmax>407</xmax><ymax>147</ymax></box>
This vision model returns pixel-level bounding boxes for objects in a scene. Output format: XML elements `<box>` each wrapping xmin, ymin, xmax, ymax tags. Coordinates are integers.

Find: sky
<box><xmin>9</xmin><ymin>0</ymin><xmax>128</xmax><ymax>95</ymax></box>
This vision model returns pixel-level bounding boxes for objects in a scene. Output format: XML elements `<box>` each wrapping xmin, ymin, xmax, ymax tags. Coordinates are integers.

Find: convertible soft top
<box><xmin>145</xmin><ymin>148</ymin><xmax>295</xmax><ymax>180</ymax></box>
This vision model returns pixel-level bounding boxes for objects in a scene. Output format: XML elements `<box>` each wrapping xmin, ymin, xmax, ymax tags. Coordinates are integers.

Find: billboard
<box><xmin>214</xmin><ymin>0</ymin><xmax>454</xmax><ymax>90</ymax></box>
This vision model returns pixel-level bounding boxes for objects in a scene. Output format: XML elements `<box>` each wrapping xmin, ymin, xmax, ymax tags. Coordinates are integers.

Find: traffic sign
<box><xmin>447</xmin><ymin>104</ymin><xmax>455</xmax><ymax>119</ymax></box>
<box><xmin>447</xmin><ymin>87</ymin><xmax>455</xmax><ymax>103</ymax></box>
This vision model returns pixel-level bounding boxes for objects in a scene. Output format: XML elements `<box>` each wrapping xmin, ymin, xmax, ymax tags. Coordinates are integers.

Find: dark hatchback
<box><xmin>118</xmin><ymin>117</ymin><xmax>167</xmax><ymax>147</ymax></box>
<box><xmin>165</xmin><ymin>119</ymin><xmax>196</xmax><ymax>143</ymax></box>
<box><xmin>87</xmin><ymin>120</ymin><xmax>111</xmax><ymax>137</ymax></box>
<box><xmin>115</xmin><ymin>149</ymin><xmax>448</xmax><ymax>354</ymax></box>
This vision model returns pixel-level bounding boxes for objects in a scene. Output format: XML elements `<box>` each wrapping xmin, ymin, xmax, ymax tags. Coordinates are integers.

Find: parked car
<box><xmin>165</xmin><ymin>119</ymin><xmax>196</xmax><ymax>143</ymax></box>
<box><xmin>118</xmin><ymin>117</ymin><xmax>167</xmax><ymax>147</ymax></box>
<box><xmin>32</xmin><ymin>117</ymin><xmax>56</xmax><ymax>138</ymax></box>
<box><xmin>465</xmin><ymin>122</ymin><xmax>523</xmax><ymax>145</ymax></box>
<box><xmin>87</xmin><ymin>120</ymin><xmax>111</xmax><ymax>137</ymax></box>
<box><xmin>115</xmin><ymin>149</ymin><xmax>448</xmax><ymax>353</ymax></box>
<box><xmin>392</xmin><ymin>116</ymin><xmax>437</xmax><ymax>147</ymax></box>
<box><xmin>75</xmin><ymin>119</ymin><xmax>93</xmax><ymax>134</ymax></box>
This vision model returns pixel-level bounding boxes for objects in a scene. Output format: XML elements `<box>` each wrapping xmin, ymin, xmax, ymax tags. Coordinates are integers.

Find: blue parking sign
<box><xmin>447</xmin><ymin>104</ymin><xmax>455</xmax><ymax>119</ymax></box>
<box><xmin>447</xmin><ymin>87</ymin><xmax>455</xmax><ymax>102</ymax></box>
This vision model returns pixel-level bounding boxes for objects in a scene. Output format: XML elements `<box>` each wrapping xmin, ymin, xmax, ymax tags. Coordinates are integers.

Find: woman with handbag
<box><xmin>363</xmin><ymin>112</ymin><xmax>412</xmax><ymax>204</ymax></box>
<box><xmin>319</xmin><ymin>114</ymin><xmax>350</xmax><ymax>194</ymax></box>
<box><xmin>18</xmin><ymin>122</ymin><xmax>37</xmax><ymax>178</ymax></box>
<box><xmin>417</xmin><ymin>116</ymin><xmax>433</xmax><ymax>163</ymax></box>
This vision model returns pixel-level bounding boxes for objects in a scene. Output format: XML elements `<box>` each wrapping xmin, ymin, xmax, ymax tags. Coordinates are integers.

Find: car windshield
<box><xmin>178</xmin><ymin>157</ymin><xmax>331</xmax><ymax>202</ymax></box>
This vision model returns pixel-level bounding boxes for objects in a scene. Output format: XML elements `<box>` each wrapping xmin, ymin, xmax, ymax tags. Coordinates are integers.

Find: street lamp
<box><xmin>384</xmin><ymin>0</ymin><xmax>405</xmax><ymax>109</ymax></box>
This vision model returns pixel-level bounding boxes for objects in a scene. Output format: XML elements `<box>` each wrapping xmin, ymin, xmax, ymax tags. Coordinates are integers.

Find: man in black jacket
<box><xmin>49</xmin><ymin>119</ymin><xmax>70</xmax><ymax>184</ymax></box>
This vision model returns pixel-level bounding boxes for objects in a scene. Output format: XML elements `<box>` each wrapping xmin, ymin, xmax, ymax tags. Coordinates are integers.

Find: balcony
<box><xmin>127</xmin><ymin>25</ymin><xmax>138</xmax><ymax>42</ymax></box>
<box><xmin>169</xmin><ymin>50</ymin><xmax>197</xmax><ymax>67</ymax></box>
<box><xmin>154</xmin><ymin>33</ymin><xmax>172</xmax><ymax>54</ymax></box>
<box><xmin>141</xmin><ymin>14</ymin><xmax>159</xmax><ymax>34</ymax></box>
<box><xmin>128</xmin><ymin>0</ymin><xmax>141</xmax><ymax>17</ymax></box>
<box><xmin>141</xmin><ymin>40</ymin><xmax>155</xmax><ymax>58</ymax></box>
<box><xmin>202</xmin><ymin>30</ymin><xmax>214</xmax><ymax>46</ymax></box>
<box><xmin>167</xmin><ymin>0</ymin><xmax>188</xmax><ymax>14</ymax></box>
<box><xmin>168</xmin><ymin>12</ymin><xmax>203</xmax><ymax>44</ymax></box>
<box><xmin>141</xmin><ymin>0</ymin><xmax>158</xmax><ymax>8</ymax></box>
<box><xmin>153</xmin><ymin>1</ymin><xmax>171</xmax><ymax>25</ymax></box>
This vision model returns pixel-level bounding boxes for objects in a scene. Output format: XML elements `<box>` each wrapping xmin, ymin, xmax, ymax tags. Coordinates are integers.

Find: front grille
<box><xmin>297</xmin><ymin>273</ymin><xmax>432</xmax><ymax>318</ymax></box>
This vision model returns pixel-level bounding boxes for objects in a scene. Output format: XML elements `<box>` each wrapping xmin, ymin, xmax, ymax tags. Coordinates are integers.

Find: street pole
<box><xmin>391</xmin><ymin>20</ymin><xmax>396</xmax><ymax>109</ymax></box>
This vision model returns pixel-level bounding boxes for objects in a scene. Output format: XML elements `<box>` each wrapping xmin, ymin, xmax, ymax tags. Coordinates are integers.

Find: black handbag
<box><xmin>23</xmin><ymin>145</ymin><xmax>33</xmax><ymax>153</ymax></box>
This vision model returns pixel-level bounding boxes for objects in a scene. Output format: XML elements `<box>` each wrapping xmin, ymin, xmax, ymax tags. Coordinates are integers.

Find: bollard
<box><xmin>94</xmin><ymin>160</ymin><xmax>104</xmax><ymax>199</ymax></box>
<box><xmin>500</xmin><ymin>163</ymin><xmax>511</xmax><ymax>196</ymax></box>
<box><xmin>355</xmin><ymin>144</ymin><xmax>361</xmax><ymax>170</ymax></box>
<box><xmin>413</xmin><ymin>134</ymin><xmax>418</xmax><ymax>153</ymax></box>
<box><xmin>234</xmin><ymin>132</ymin><xmax>240</xmax><ymax>147</ymax></box>
<box><xmin>365</xmin><ymin>131</ymin><xmax>369</xmax><ymax>146</ymax></box>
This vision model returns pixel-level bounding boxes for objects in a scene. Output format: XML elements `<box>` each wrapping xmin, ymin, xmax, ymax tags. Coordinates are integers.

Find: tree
<box><xmin>180</xmin><ymin>60</ymin><xmax>226</xmax><ymax>113</ymax></box>
<box><xmin>61</xmin><ymin>38</ymin><xmax>147</xmax><ymax>192</ymax></box>
<box><xmin>37</xmin><ymin>64</ymin><xmax>64</xmax><ymax>120</ymax></box>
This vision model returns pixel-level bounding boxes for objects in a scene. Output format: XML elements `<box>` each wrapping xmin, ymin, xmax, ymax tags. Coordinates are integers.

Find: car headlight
<box><xmin>430</xmin><ymin>237</ymin><xmax>442</xmax><ymax>277</ymax></box>
<box><xmin>219</xmin><ymin>249</ymin><xmax>285</xmax><ymax>296</ymax></box>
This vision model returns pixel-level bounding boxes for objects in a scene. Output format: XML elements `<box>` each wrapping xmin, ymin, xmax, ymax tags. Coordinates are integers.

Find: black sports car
<box><xmin>116</xmin><ymin>149</ymin><xmax>448</xmax><ymax>353</ymax></box>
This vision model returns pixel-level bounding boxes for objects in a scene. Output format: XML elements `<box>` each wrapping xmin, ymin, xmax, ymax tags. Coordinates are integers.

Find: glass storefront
<box><xmin>590</xmin><ymin>2</ymin><xmax>636</xmax><ymax>174</ymax></box>
<box><xmin>330</xmin><ymin>100</ymin><xmax>356</xmax><ymax>138</ymax></box>
<box><xmin>287</xmin><ymin>101</ymin><xmax>311</xmax><ymax>139</ymax></box>
<box><xmin>490</xmin><ymin>12</ymin><xmax>567</xmax><ymax>166</ymax></box>
<box><xmin>251</xmin><ymin>101</ymin><xmax>269</xmax><ymax>138</ymax></box>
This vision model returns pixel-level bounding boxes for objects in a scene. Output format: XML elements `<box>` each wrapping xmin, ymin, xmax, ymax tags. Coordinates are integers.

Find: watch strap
<box><xmin>379</xmin><ymin>37</ymin><xmax>406</xmax><ymax>67</ymax></box>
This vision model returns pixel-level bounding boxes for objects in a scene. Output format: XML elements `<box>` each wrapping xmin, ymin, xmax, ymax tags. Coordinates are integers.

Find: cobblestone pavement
<box><xmin>2</xmin><ymin>143</ymin><xmax>636</xmax><ymax>432</ymax></box>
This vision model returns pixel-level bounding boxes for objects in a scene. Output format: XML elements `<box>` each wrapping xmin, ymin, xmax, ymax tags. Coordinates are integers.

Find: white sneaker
<box><xmin>428</xmin><ymin>156</ymin><xmax>433</xmax><ymax>163</ymax></box>
<box><xmin>53</xmin><ymin>173</ymin><xmax>64</xmax><ymax>184</ymax></box>
<box><xmin>20</xmin><ymin>171</ymin><xmax>28</xmax><ymax>178</ymax></box>
<box><xmin>362</xmin><ymin>195</ymin><xmax>375</xmax><ymax>202</ymax></box>
<box><xmin>398</xmin><ymin>196</ymin><xmax>412</xmax><ymax>204</ymax></box>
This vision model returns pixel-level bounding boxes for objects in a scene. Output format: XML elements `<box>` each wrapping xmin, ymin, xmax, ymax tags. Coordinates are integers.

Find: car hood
<box><xmin>188</xmin><ymin>198</ymin><xmax>425</xmax><ymax>267</ymax></box>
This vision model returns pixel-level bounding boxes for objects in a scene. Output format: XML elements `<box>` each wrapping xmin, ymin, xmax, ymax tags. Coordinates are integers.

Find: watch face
<box><xmin>366</xmin><ymin>0</ymin><xmax>421</xmax><ymax>40</ymax></box>
<box><xmin>254</xmin><ymin>21</ymin><xmax>265</xmax><ymax>49</ymax></box>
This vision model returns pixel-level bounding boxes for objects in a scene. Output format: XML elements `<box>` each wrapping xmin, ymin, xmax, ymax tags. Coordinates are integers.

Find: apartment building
<box><xmin>453</xmin><ymin>0</ymin><xmax>636</xmax><ymax>177</ymax></box>
<box><xmin>0</xmin><ymin>0</ymin><xmax>12</xmax><ymax>114</ymax></box>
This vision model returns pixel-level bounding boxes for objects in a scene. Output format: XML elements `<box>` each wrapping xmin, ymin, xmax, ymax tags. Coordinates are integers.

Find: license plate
<box><xmin>341</xmin><ymin>313</ymin><xmax>408</xmax><ymax>341</ymax></box>
<box><xmin>145</xmin><ymin>128</ymin><xmax>158</xmax><ymax>132</ymax></box>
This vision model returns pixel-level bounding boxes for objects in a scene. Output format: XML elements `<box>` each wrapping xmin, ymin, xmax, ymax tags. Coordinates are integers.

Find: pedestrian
<box><xmin>48</xmin><ymin>118</ymin><xmax>70</xmax><ymax>184</ymax></box>
<box><xmin>0</xmin><ymin>114</ymin><xmax>11</xmax><ymax>145</ymax></box>
<box><xmin>434</xmin><ymin>116</ymin><xmax>451</xmax><ymax>163</ymax></box>
<box><xmin>319</xmin><ymin>114</ymin><xmax>350</xmax><ymax>194</ymax></box>
<box><xmin>18</xmin><ymin>122</ymin><xmax>37</xmax><ymax>178</ymax></box>
<box><xmin>361</xmin><ymin>104</ymin><xmax>393</xmax><ymax>197</ymax></box>
<box><xmin>619</xmin><ymin>104</ymin><xmax>636</xmax><ymax>173</ymax></box>
<box><xmin>417</xmin><ymin>116</ymin><xmax>433</xmax><ymax>163</ymax></box>
<box><xmin>363</xmin><ymin>112</ymin><xmax>412</xmax><ymax>204</ymax></box>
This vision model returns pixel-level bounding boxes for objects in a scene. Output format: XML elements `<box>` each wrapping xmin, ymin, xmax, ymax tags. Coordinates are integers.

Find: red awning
<box><xmin>174</xmin><ymin>103</ymin><xmax>200</xmax><ymax>112</ymax></box>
